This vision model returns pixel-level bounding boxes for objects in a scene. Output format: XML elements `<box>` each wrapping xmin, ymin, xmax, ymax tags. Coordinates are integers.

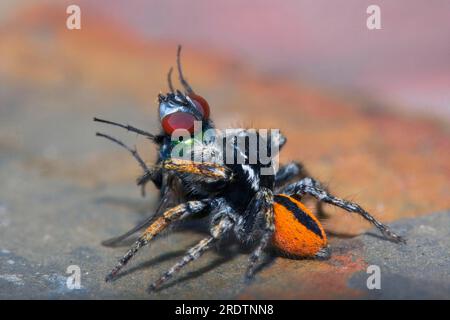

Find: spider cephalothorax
<box><xmin>94</xmin><ymin>46</ymin><xmax>405</xmax><ymax>292</ymax></box>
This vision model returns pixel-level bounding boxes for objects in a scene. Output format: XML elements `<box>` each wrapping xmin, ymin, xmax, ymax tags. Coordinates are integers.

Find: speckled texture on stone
<box><xmin>348</xmin><ymin>212</ymin><xmax>450</xmax><ymax>299</ymax></box>
<box><xmin>0</xmin><ymin>2</ymin><xmax>449</xmax><ymax>300</ymax></box>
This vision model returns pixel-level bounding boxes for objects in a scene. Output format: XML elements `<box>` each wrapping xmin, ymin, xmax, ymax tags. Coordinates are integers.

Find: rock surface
<box><xmin>1</xmin><ymin>165</ymin><xmax>448</xmax><ymax>299</ymax></box>
<box><xmin>0</xmin><ymin>3</ymin><xmax>449</xmax><ymax>299</ymax></box>
<box><xmin>349</xmin><ymin>212</ymin><xmax>450</xmax><ymax>299</ymax></box>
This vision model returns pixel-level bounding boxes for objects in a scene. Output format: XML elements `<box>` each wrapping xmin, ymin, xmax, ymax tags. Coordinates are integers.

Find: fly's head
<box><xmin>158</xmin><ymin>45</ymin><xmax>212</xmax><ymax>137</ymax></box>
<box><xmin>158</xmin><ymin>91</ymin><xmax>210</xmax><ymax>135</ymax></box>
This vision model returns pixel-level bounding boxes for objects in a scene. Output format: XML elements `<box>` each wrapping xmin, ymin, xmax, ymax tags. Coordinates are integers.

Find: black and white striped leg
<box><xmin>275</xmin><ymin>163</ymin><xmax>327</xmax><ymax>219</ymax></box>
<box><xmin>283</xmin><ymin>178</ymin><xmax>406</xmax><ymax>243</ymax></box>
<box><xmin>245</xmin><ymin>191</ymin><xmax>275</xmax><ymax>280</ymax></box>
<box><xmin>275</xmin><ymin>162</ymin><xmax>307</xmax><ymax>187</ymax></box>
<box><xmin>245</xmin><ymin>229</ymin><xmax>273</xmax><ymax>281</ymax></box>
<box><xmin>149</xmin><ymin>216</ymin><xmax>234</xmax><ymax>291</ymax></box>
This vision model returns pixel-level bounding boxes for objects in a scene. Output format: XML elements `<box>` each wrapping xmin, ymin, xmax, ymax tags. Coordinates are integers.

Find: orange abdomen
<box><xmin>272</xmin><ymin>194</ymin><xmax>327</xmax><ymax>257</ymax></box>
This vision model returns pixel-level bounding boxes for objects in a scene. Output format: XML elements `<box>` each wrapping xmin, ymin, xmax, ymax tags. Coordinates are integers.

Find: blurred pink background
<box><xmin>2</xmin><ymin>0</ymin><xmax>450</xmax><ymax>118</ymax></box>
<box><xmin>90</xmin><ymin>0</ymin><xmax>450</xmax><ymax>119</ymax></box>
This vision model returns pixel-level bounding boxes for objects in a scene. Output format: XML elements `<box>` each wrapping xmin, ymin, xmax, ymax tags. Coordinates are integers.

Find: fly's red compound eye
<box><xmin>161</xmin><ymin>112</ymin><xmax>196</xmax><ymax>135</ymax></box>
<box><xmin>188</xmin><ymin>93</ymin><xmax>210</xmax><ymax>119</ymax></box>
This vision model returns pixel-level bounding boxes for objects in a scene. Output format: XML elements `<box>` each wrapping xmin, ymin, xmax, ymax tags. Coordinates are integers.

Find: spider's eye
<box><xmin>188</xmin><ymin>93</ymin><xmax>210</xmax><ymax>119</ymax></box>
<box><xmin>161</xmin><ymin>112</ymin><xmax>196</xmax><ymax>135</ymax></box>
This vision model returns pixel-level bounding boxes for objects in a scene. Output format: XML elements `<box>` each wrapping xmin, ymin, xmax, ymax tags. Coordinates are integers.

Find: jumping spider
<box><xmin>94</xmin><ymin>46</ymin><xmax>405</xmax><ymax>292</ymax></box>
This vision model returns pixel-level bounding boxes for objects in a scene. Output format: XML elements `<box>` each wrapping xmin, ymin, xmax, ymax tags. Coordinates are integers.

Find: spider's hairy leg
<box><xmin>271</xmin><ymin>130</ymin><xmax>287</xmax><ymax>152</ymax></box>
<box><xmin>162</xmin><ymin>158</ymin><xmax>232</xmax><ymax>181</ymax></box>
<box><xmin>275</xmin><ymin>162</ymin><xmax>327</xmax><ymax>218</ymax></box>
<box><xmin>102</xmin><ymin>186</ymin><xmax>174</xmax><ymax>247</ymax></box>
<box><xmin>149</xmin><ymin>215</ymin><xmax>234</xmax><ymax>291</ymax></box>
<box><xmin>167</xmin><ymin>67</ymin><xmax>175</xmax><ymax>92</ymax></box>
<box><xmin>94</xmin><ymin>117</ymin><xmax>162</xmax><ymax>142</ymax></box>
<box><xmin>245</xmin><ymin>189</ymin><xmax>275</xmax><ymax>280</ymax></box>
<box><xmin>275</xmin><ymin>162</ymin><xmax>308</xmax><ymax>187</ymax></box>
<box><xmin>176</xmin><ymin>45</ymin><xmax>194</xmax><ymax>94</ymax></box>
<box><xmin>95</xmin><ymin>132</ymin><xmax>158</xmax><ymax>196</ymax></box>
<box><xmin>105</xmin><ymin>200</ymin><xmax>208</xmax><ymax>282</ymax></box>
<box><xmin>283</xmin><ymin>178</ymin><xmax>406</xmax><ymax>243</ymax></box>
<box><xmin>136</xmin><ymin>166</ymin><xmax>163</xmax><ymax>192</ymax></box>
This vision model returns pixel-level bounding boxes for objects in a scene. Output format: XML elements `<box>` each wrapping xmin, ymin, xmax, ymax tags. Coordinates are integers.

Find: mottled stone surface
<box><xmin>349</xmin><ymin>212</ymin><xmax>450</xmax><ymax>299</ymax></box>
<box><xmin>0</xmin><ymin>3</ymin><xmax>449</xmax><ymax>300</ymax></box>
<box><xmin>1</xmin><ymin>161</ymin><xmax>448</xmax><ymax>299</ymax></box>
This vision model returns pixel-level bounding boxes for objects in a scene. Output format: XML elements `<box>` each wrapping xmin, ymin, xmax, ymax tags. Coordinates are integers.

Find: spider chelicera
<box><xmin>94</xmin><ymin>46</ymin><xmax>405</xmax><ymax>292</ymax></box>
